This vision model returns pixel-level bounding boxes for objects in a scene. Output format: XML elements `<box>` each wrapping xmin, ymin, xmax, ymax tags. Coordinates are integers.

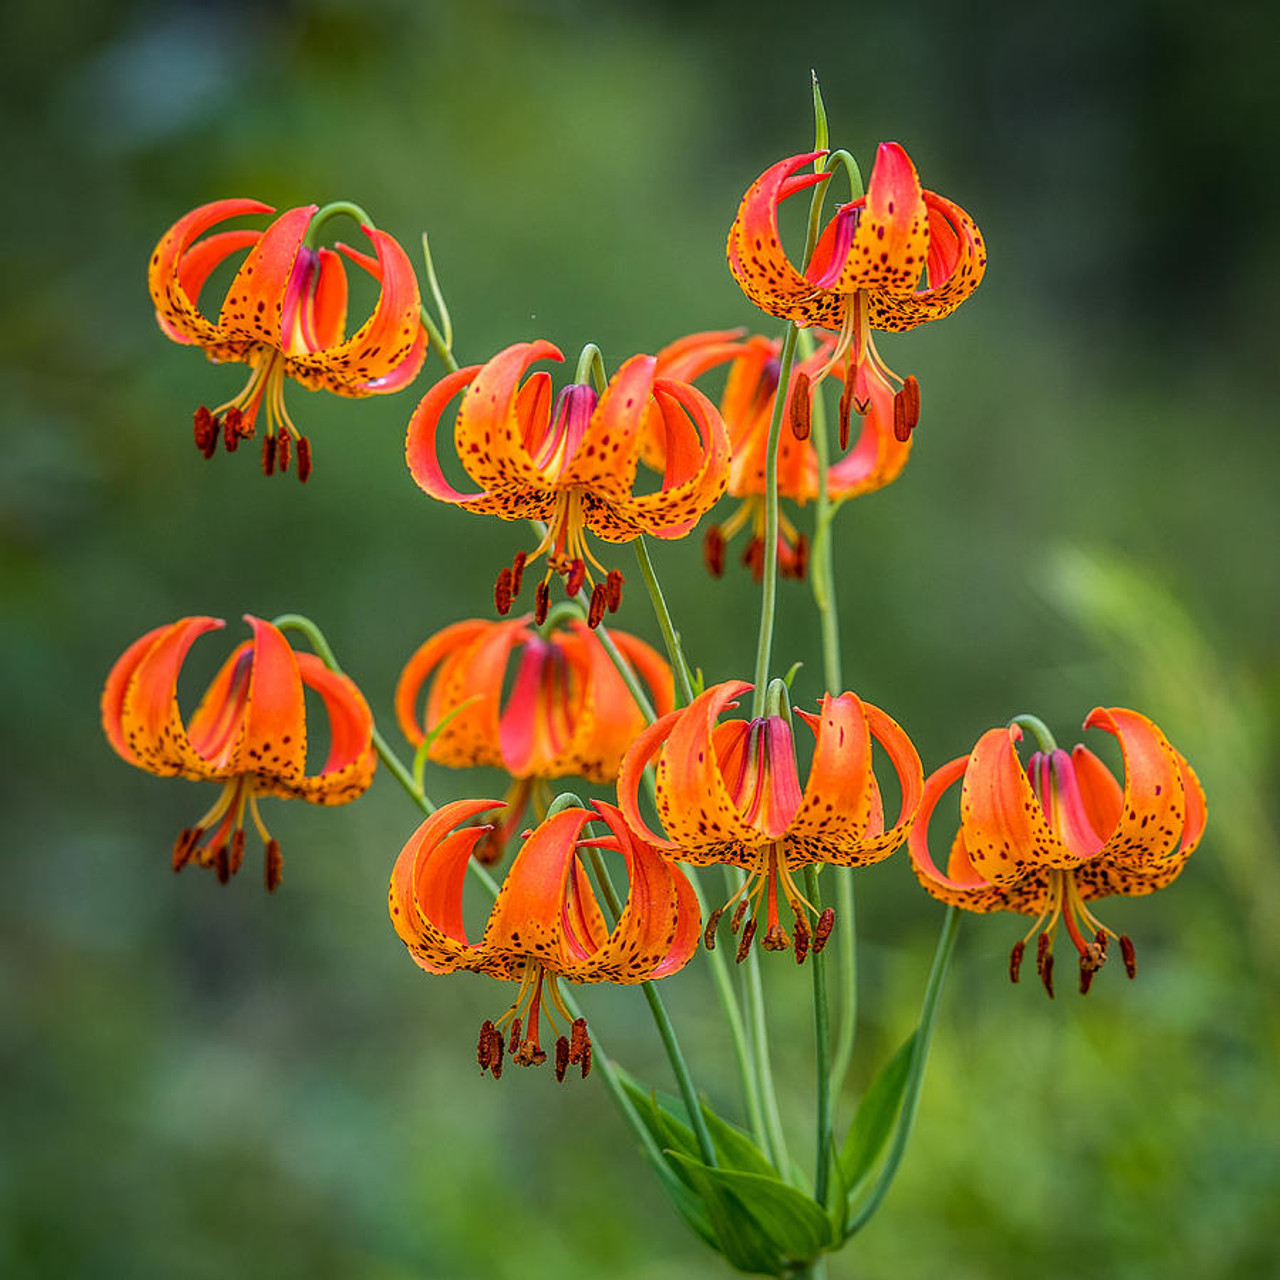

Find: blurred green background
<box><xmin>3</xmin><ymin>1</ymin><xmax>1278</xmax><ymax>1276</ymax></box>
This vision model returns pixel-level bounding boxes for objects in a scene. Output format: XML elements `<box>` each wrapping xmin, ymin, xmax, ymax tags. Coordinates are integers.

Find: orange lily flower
<box><xmin>388</xmin><ymin>798</ymin><xmax>700</xmax><ymax>1079</ymax></box>
<box><xmin>395</xmin><ymin>614</ymin><xmax>674</xmax><ymax>860</ymax></box>
<box><xmin>405</xmin><ymin>341</ymin><xmax>730</xmax><ymax>625</ymax></box>
<box><xmin>149</xmin><ymin>198</ymin><xmax>426</xmax><ymax>478</ymax></box>
<box><xmin>102</xmin><ymin>615</ymin><xmax>376</xmax><ymax>889</ymax></box>
<box><xmin>726</xmin><ymin>145</ymin><xmax>985</xmax><ymax>449</ymax></box>
<box><xmin>909</xmin><ymin>710</ymin><xmax>1207</xmax><ymax>995</ymax></box>
<box><xmin>654</xmin><ymin>329</ymin><xmax>912</xmax><ymax>579</ymax></box>
<box><xmin>618</xmin><ymin>680</ymin><xmax>923</xmax><ymax>962</ymax></box>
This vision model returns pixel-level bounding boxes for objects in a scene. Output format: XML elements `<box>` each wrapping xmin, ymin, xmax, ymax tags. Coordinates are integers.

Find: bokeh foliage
<box><xmin>2</xmin><ymin>1</ymin><xmax>1278</xmax><ymax>1277</ymax></box>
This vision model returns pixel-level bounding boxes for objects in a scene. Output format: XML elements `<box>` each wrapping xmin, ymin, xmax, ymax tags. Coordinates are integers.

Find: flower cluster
<box><xmin>109</xmin><ymin>112</ymin><xmax>1205</xmax><ymax>1132</ymax></box>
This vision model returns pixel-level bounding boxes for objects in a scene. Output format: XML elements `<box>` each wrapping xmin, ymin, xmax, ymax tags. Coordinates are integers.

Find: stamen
<box><xmin>554</xmin><ymin>1036</ymin><xmax>570</xmax><ymax>1082</ymax></box>
<box><xmin>172</xmin><ymin>827</ymin><xmax>199</xmax><ymax>872</ymax></box>
<box><xmin>193</xmin><ymin>407</ymin><xmax>218</xmax><ymax>457</ymax></box>
<box><xmin>789</xmin><ymin>373</ymin><xmax>812</xmax><ymax>441</ymax></box>
<box><xmin>295</xmin><ymin>435</ymin><xmax>313</xmax><ymax>483</ymax></box>
<box><xmin>792</xmin><ymin>910</ymin><xmax>812</xmax><ymax>965</ymax></box>
<box><xmin>1009</xmin><ymin>939</ymin><xmax>1025</xmax><ymax>983</ymax></box>
<box><xmin>586</xmin><ymin>584</ymin><xmax>606</xmax><ymax>629</ymax></box>
<box><xmin>605</xmin><ymin>569</ymin><xmax>623</xmax><ymax>612</ymax></box>
<box><xmin>534</xmin><ymin>580</ymin><xmax>551</xmax><ymax>625</ymax></box>
<box><xmin>261</xmin><ymin>432</ymin><xmax>277</xmax><ymax>476</ymax></box>
<box><xmin>510</xmin><ymin>551</ymin><xmax>526</xmax><ymax>598</ymax></box>
<box><xmin>730</xmin><ymin>898</ymin><xmax>750</xmax><ymax>934</ymax></box>
<box><xmin>703</xmin><ymin>905</ymin><xmax>726</xmax><ymax>950</ymax></box>
<box><xmin>735</xmin><ymin>918</ymin><xmax>757</xmax><ymax>963</ymax></box>
<box><xmin>703</xmin><ymin>527</ymin><xmax>726</xmax><ymax>577</ymax></box>
<box><xmin>228</xmin><ymin>828</ymin><xmax>246</xmax><ymax>877</ymax></box>
<box><xmin>264</xmin><ymin>838</ymin><xmax>283</xmax><ymax>892</ymax></box>
<box><xmin>568</xmin><ymin>1017</ymin><xmax>589</xmax><ymax>1069</ymax></box>
<box><xmin>763</xmin><ymin>923</ymin><xmax>790</xmax><ymax>951</ymax></box>
<box><xmin>1119</xmin><ymin>934</ymin><xmax>1137</xmax><ymax>979</ymax></box>
<box><xmin>277</xmin><ymin>430</ymin><xmax>292</xmax><ymax>472</ymax></box>
<box><xmin>813</xmin><ymin>908</ymin><xmax>835</xmax><ymax>954</ymax></box>
<box><xmin>477</xmin><ymin>1019</ymin><xmax>504</xmax><ymax>1079</ymax></box>
<box><xmin>223</xmin><ymin>410</ymin><xmax>241</xmax><ymax>453</ymax></box>
<box><xmin>215</xmin><ymin>842</ymin><xmax>231</xmax><ymax>885</ymax></box>
<box><xmin>565</xmin><ymin>558</ymin><xmax>586</xmax><ymax>598</ymax></box>
<box><xmin>1040</xmin><ymin>952</ymin><xmax>1055</xmax><ymax>999</ymax></box>
<box><xmin>508</xmin><ymin>1016</ymin><xmax>523</xmax><ymax>1053</ymax></box>
<box><xmin>895</xmin><ymin>374</ymin><xmax>921</xmax><ymax>442</ymax></box>
<box><xmin>494</xmin><ymin>568</ymin><xmax>514</xmax><ymax>615</ymax></box>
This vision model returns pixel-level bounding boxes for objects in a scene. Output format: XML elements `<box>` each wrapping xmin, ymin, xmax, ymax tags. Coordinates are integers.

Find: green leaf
<box><xmin>839</xmin><ymin>1031</ymin><xmax>916</xmax><ymax>1191</ymax></box>
<box><xmin>668</xmin><ymin>1153</ymin><xmax>833</xmax><ymax>1270</ymax></box>
<box><xmin>698</xmin><ymin>1103</ymin><xmax>779</xmax><ymax>1178</ymax></box>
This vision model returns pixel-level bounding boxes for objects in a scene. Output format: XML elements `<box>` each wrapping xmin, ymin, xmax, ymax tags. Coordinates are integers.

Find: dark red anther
<box><xmin>564</xmin><ymin>558</ymin><xmax>586</xmax><ymax>598</ymax></box>
<box><xmin>736</xmin><ymin>918</ymin><xmax>757</xmax><ymax>963</ymax></box>
<box><xmin>510</xmin><ymin>551</ymin><xmax>526</xmax><ymax>598</ymax></box>
<box><xmin>896</xmin><ymin>375</ymin><xmax>920</xmax><ymax>442</ymax></box>
<box><xmin>605</xmin><ymin>569</ymin><xmax>623</xmax><ymax>612</ymax></box>
<box><xmin>228</xmin><ymin>828</ymin><xmax>246</xmax><ymax>877</ymax></box>
<box><xmin>703</xmin><ymin>905</ymin><xmax>725</xmax><ymax>950</ymax></box>
<box><xmin>193</xmin><ymin>406</ymin><xmax>217</xmax><ymax>457</ymax></box>
<box><xmin>792</xmin><ymin>912</ymin><xmax>812</xmax><ymax>965</ymax></box>
<box><xmin>215</xmin><ymin>843</ymin><xmax>231</xmax><ymax>885</ymax></box>
<box><xmin>554</xmin><ymin>1036</ymin><xmax>570</xmax><ymax>1082</ymax></box>
<box><xmin>1009</xmin><ymin>940</ymin><xmax>1025</xmax><ymax>983</ymax></box>
<box><xmin>1036</xmin><ymin>931</ymin><xmax>1051</xmax><ymax>975</ymax></box>
<box><xmin>813</xmin><ymin>907</ymin><xmax>835</xmax><ymax>954</ymax></box>
<box><xmin>1079</xmin><ymin>956</ymin><xmax>1096</xmax><ymax>996</ymax></box>
<box><xmin>295</xmin><ymin>435</ymin><xmax>313</xmax><ymax>482</ymax></box>
<box><xmin>1040</xmin><ymin>953</ymin><xmax>1056</xmax><ymax>999</ymax></box>
<box><xmin>579</xmin><ymin>1039</ymin><xmax>592</xmax><ymax>1078</ymax></box>
<box><xmin>789</xmin><ymin>372</ymin><xmax>812</xmax><ymax>441</ymax></box>
<box><xmin>477</xmin><ymin>1020</ymin><xmax>504</xmax><ymax>1078</ymax></box>
<box><xmin>1095</xmin><ymin>929</ymin><xmax>1109</xmax><ymax>957</ymax></box>
<box><xmin>494</xmin><ymin>568</ymin><xmax>514</xmax><ymax>615</ymax></box>
<box><xmin>586</xmin><ymin>584</ymin><xmax>606</xmax><ymax>629</ymax></box>
<box><xmin>568</xmin><ymin>1018</ymin><xmax>589</xmax><ymax>1067</ymax></box>
<box><xmin>265</xmin><ymin>838</ymin><xmax>283</xmax><ymax>892</ymax></box>
<box><xmin>474</xmin><ymin>830</ymin><xmax>503</xmax><ymax>865</ymax></box>
<box><xmin>261</xmin><ymin>432</ymin><xmax>277</xmax><ymax>476</ymax></box>
<box><xmin>277</xmin><ymin>430</ymin><xmax>292</xmax><ymax>472</ymax></box>
<box><xmin>534</xmin><ymin>580</ymin><xmax>551</xmax><ymax>625</ymax></box>
<box><xmin>223</xmin><ymin>412</ymin><xmax>240</xmax><ymax>453</ymax></box>
<box><xmin>742</xmin><ymin>537</ymin><xmax>765</xmax><ymax>582</ymax></box>
<box><xmin>729</xmin><ymin>898</ymin><xmax>749</xmax><ymax>934</ymax></box>
<box><xmin>703</xmin><ymin>526</ymin><xmax>725</xmax><ymax>577</ymax></box>
<box><xmin>172</xmin><ymin>828</ymin><xmax>197</xmax><ymax>872</ymax></box>
<box><xmin>838</xmin><ymin>389</ymin><xmax>852</xmax><ymax>451</ymax></box>
<box><xmin>507</xmin><ymin>1016</ymin><xmax>523</xmax><ymax>1054</ymax></box>
<box><xmin>1119</xmin><ymin>934</ymin><xmax>1137</xmax><ymax>979</ymax></box>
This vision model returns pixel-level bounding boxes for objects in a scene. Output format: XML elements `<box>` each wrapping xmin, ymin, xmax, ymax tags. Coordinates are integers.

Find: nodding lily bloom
<box><xmin>654</xmin><ymin>329</ymin><xmax>913</xmax><ymax>580</ymax></box>
<box><xmin>149</xmin><ymin>199</ymin><xmax>426</xmax><ymax>479</ymax></box>
<box><xmin>405</xmin><ymin>341</ymin><xmax>730</xmax><ymax>625</ymax></box>
<box><xmin>388</xmin><ymin>799</ymin><xmax>700</xmax><ymax>1080</ymax></box>
<box><xmin>394</xmin><ymin>614</ymin><xmax>674</xmax><ymax>861</ymax></box>
<box><xmin>102</xmin><ymin>615</ymin><xmax>376</xmax><ymax>890</ymax></box>
<box><xmin>909</xmin><ymin>710</ymin><xmax>1207</xmax><ymax>996</ymax></box>
<box><xmin>727</xmin><ymin>145</ymin><xmax>985</xmax><ymax>450</ymax></box>
<box><xmin>618</xmin><ymin>680</ymin><xmax>923</xmax><ymax>963</ymax></box>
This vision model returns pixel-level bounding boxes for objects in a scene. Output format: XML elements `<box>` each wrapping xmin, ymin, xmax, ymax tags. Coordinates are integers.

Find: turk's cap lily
<box><xmin>653</xmin><ymin>329</ymin><xmax>914</xmax><ymax>579</ymax></box>
<box><xmin>617</xmin><ymin>680</ymin><xmax>923</xmax><ymax>961</ymax></box>
<box><xmin>388</xmin><ymin>798</ymin><xmax>700</xmax><ymax>1078</ymax></box>
<box><xmin>149</xmin><ymin>199</ymin><xmax>426</xmax><ymax>476</ymax></box>
<box><xmin>405</xmin><ymin>341</ymin><xmax>730</xmax><ymax>625</ymax></box>
<box><xmin>394</xmin><ymin>614</ymin><xmax>674</xmax><ymax>782</ymax></box>
<box><xmin>102</xmin><ymin>614</ymin><xmax>376</xmax><ymax>888</ymax></box>
<box><xmin>727</xmin><ymin>145</ymin><xmax>986</xmax><ymax>334</ymax></box>
<box><xmin>909</xmin><ymin>708</ymin><xmax>1207</xmax><ymax>995</ymax></box>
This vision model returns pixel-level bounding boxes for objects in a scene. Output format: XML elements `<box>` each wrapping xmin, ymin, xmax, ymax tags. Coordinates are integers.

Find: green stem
<box><xmin>575</xmin><ymin>342</ymin><xmax>609</xmax><ymax>391</ymax></box>
<box><xmin>634</xmin><ymin>536</ymin><xmax>697</xmax><ymax>706</ymax></box>
<box><xmin>844</xmin><ymin>905</ymin><xmax>961</xmax><ymax>1236</ymax></box>
<box><xmin>1009</xmin><ymin>713</ymin><xmax>1058</xmax><ymax>752</ymax></box>
<box><xmin>805</xmin><ymin>867</ymin><xmax>833</xmax><ymax>1205</ymax></box>
<box><xmin>581</xmin><ymin>840</ymin><xmax>718</xmax><ymax>1170</ymax></box>
<box><xmin>750</xmin><ymin>321</ymin><xmax>800</xmax><ymax>718</ymax></box>
<box><xmin>419</xmin><ymin>305</ymin><xmax>459</xmax><ymax>374</ymax></box>
<box><xmin>305</xmin><ymin>200</ymin><xmax>373</xmax><ymax>247</ymax></box>
<box><xmin>827</xmin><ymin>874</ymin><xmax>857</xmax><ymax>1109</ymax></box>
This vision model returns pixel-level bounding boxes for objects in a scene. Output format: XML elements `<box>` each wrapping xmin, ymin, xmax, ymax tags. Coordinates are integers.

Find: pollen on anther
<box><xmin>534</xmin><ymin>580</ymin><xmax>551</xmax><ymax>625</ymax></box>
<box><xmin>295</xmin><ymin>435</ymin><xmax>313</xmax><ymax>483</ymax></box>
<box><xmin>789</xmin><ymin>373</ymin><xmax>812</xmax><ymax>441</ymax></box>
<box><xmin>261</xmin><ymin>432</ymin><xmax>277</xmax><ymax>476</ymax></box>
<box><xmin>495</xmin><ymin>568</ymin><xmax>514</xmax><ymax>615</ymax></box>
<box><xmin>265</xmin><ymin>838</ymin><xmax>283</xmax><ymax>892</ymax></box>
